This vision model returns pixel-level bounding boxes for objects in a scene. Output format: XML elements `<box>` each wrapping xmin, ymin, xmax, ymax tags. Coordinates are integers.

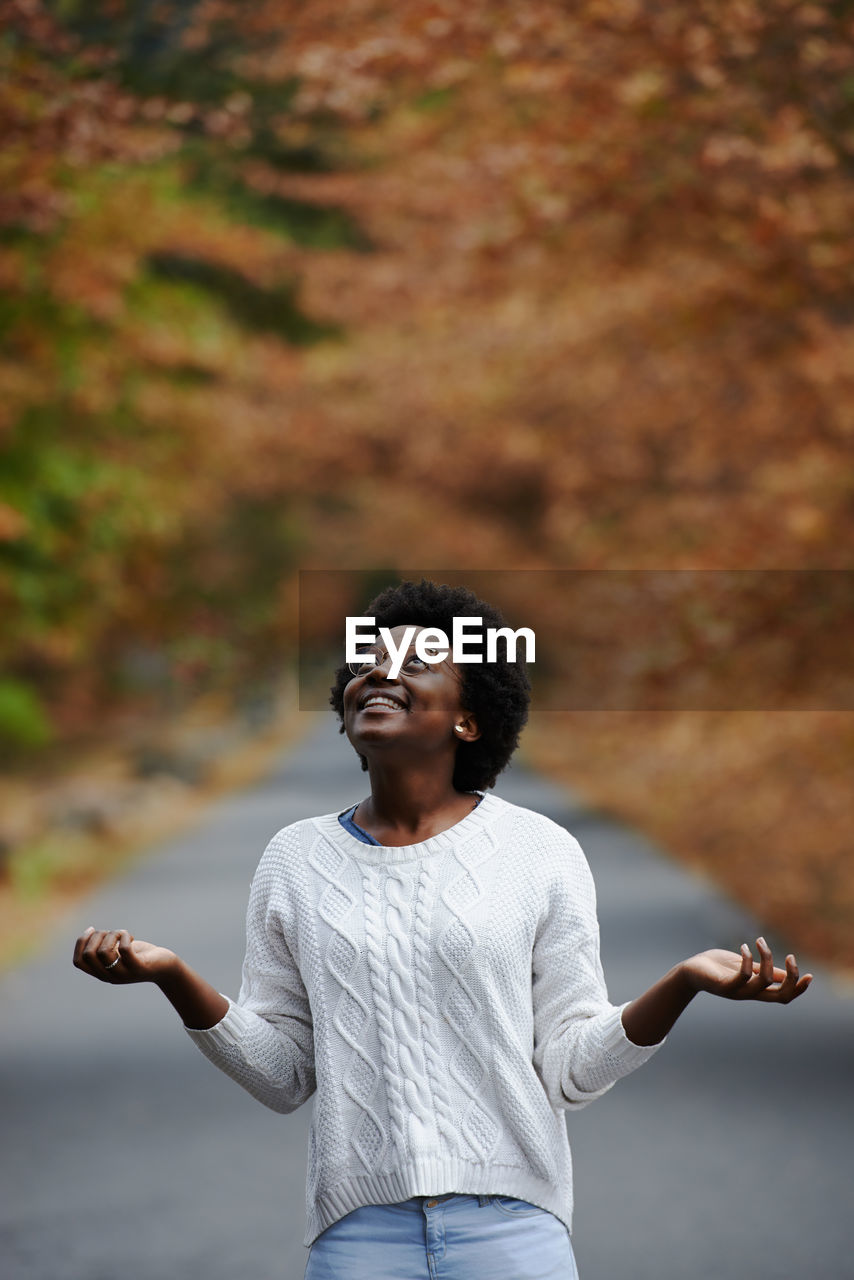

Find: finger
<box><xmin>72</xmin><ymin>925</ymin><xmax>95</xmax><ymax>969</ymax></box>
<box><xmin>765</xmin><ymin>953</ymin><xmax>799</xmax><ymax>1002</ymax></box>
<box><xmin>95</xmin><ymin>930</ymin><xmax>124</xmax><ymax>978</ymax></box>
<box><xmin>80</xmin><ymin>928</ymin><xmax>108</xmax><ymax>974</ymax></box>
<box><xmin>756</xmin><ymin>936</ymin><xmax>774</xmax><ymax>986</ymax></box>
<box><xmin>738</xmin><ymin>943</ymin><xmax>754</xmax><ymax>983</ymax></box>
<box><xmin>759</xmin><ymin>957</ymin><xmax>815</xmax><ymax>1004</ymax></box>
<box><xmin>775</xmin><ymin>958</ymin><xmax>814</xmax><ymax>1002</ymax></box>
<box><xmin>111</xmin><ymin>929</ymin><xmax>135</xmax><ymax>974</ymax></box>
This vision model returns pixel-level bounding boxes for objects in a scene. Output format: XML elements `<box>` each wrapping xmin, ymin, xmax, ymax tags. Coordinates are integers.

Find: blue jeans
<box><xmin>304</xmin><ymin>1194</ymin><xmax>579</xmax><ymax>1280</ymax></box>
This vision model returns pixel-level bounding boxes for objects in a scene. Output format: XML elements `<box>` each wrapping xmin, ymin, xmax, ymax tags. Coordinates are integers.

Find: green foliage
<box><xmin>50</xmin><ymin>0</ymin><xmax>245</xmax><ymax>102</ymax></box>
<box><xmin>145</xmin><ymin>252</ymin><xmax>340</xmax><ymax>343</ymax></box>
<box><xmin>0</xmin><ymin>405</ymin><xmax>179</xmax><ymax>656</ymax></box>
<box><xmin>413</xmin><ymin>87</ymin><xmax>457</xmax><ymax>114</ymax></box>
<box><xmin>243</xmin><ymin>129</ymin><xmax>340</xmax><ymax>175</ymax></box>
<box><xmin>185</xmin><ymin>165</ymin><xmax>372</xmax><ymax>250</ymax></box>
<box><xmin>7</xmin><ymin>831</ymin><xmax>98</xmax><ymax>898</ymax></box>
<box><xmin>0</xmin><ymin>680</ymin><xmax>53</xmax><ymax>750</ymax></box>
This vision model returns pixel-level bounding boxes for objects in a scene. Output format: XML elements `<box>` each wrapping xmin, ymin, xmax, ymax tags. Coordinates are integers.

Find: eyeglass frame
<box><xmin>345</xmin><ymin>644</ymin><xmax>463</xmax><ymax>681</ymax></box>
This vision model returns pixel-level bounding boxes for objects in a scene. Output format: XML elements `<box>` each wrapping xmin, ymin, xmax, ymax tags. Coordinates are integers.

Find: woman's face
<box><xmin>341</xmin><ymin>624</ymin><xmax>479</xmax><ymax>761</ymax></box>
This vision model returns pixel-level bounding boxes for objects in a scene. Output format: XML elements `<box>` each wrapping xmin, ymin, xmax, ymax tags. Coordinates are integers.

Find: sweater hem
<box><xmin>305</xmin><ymin>1157</ymin><xmax>573</xmax><ymax>1246</ymax></box>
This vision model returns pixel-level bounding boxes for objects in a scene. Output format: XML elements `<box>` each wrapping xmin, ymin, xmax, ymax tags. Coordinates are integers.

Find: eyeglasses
<box><xmin>346</xmin><ymin>646</ymin><xmax>460</xmax><ymax>680</ymax></box>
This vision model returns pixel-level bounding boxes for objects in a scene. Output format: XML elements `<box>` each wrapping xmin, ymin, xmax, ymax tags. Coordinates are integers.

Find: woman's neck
<box><xmin>354</xmin><ymin>765</ymin><xmax>477</xmax><ymax>846</ymax></box>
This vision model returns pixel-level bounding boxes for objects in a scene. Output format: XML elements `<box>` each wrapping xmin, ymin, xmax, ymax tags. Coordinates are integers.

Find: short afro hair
<box><xmin>329</xmin><ymin>578</ymin><xmax>531</xmax><ymax>791</ymax></box>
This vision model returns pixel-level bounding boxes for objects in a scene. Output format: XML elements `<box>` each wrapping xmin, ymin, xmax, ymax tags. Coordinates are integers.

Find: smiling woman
<box><xmin>72</xmin><ymin>578</ymin><xmax>812</xmax><ymax>1280</ymax></box>
<box><xmin>331</xmin><ymin>579</ymin><xmax>531</xmax><ymax>800</ymax></box>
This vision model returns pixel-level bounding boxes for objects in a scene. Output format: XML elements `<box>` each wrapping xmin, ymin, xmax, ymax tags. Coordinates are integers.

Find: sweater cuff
<box><xmin>608</xmin><ymin>1000</ymin><xmax>666</xmax><ymax>1066</ymax></box>
<box><xmin>184</xmin><ymin>996</ymin><xmax>251</xmax><ymax>1049</ymax></box>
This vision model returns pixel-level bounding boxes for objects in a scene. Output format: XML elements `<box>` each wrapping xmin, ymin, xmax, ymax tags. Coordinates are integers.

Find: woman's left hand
<box><xmin>679</xmin><ymin>937</ymin><xmax>812</xmax><ymax>1003</ymax></box>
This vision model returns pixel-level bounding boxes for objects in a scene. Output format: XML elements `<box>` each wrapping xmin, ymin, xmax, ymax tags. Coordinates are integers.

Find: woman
<box><xmin>73</xmin><ymin>579</ymin><xmax>812</xmax><ymax>1280</ymax></box>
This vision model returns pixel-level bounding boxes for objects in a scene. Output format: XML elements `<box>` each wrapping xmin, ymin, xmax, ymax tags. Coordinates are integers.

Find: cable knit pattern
<box><xmin>411</xmin><ymin>863</ymin><xmax>458</xmax><ymax>1157</ymax></box>
<box><xmin>362</xmin><ymin>866</ymin><xmax>412</xmax><ymax>1161</ymax></box>
<box><xmin>308</xmin><ymin>834</ymin><xmax>386</xmax><ymax>1174</ymax></box>
<box><xmin>184</xmin><ymin>794</ymin><xmax>665</xmax><ymax>1246</ymax></box>
<box><xmin>439</xmin><ymin>830</ymin><xmax>501</xmax><ymax>1161</ymax></box>
<box><xmin>384</xmin><ymin>866</ymin><xmax>438</xmax><ymax>1153</ymax></box>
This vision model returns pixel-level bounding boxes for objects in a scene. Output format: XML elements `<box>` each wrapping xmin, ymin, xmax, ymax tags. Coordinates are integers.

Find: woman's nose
<box><xmin>365</xmin><ymin>654</ymin><xmax>397</xmax><ymax>680</ymax></box>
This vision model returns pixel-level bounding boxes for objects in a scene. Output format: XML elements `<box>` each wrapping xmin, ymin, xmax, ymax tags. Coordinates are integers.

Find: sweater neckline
<box><xmin>317</xmin><ymin>792</ymin><xmax>503</xmax><ymax>864</ymax></box>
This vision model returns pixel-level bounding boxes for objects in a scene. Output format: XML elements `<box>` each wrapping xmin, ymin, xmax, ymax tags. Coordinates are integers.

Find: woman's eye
<box><xmin>402</xmin><ymin>654</ymin><xmax>428</xmax><ymax>671</ymax></box>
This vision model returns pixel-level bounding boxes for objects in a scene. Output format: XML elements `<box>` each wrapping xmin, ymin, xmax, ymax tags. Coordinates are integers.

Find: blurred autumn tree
<box><xmin>0</xmin><ymin>0</ymin><xmax>365</xmax><ymax>745</ymax></box>
<box><xmin>2</xmin><ymin>1</ymin><xmax>854</xmax><ymax>952</ymax></box>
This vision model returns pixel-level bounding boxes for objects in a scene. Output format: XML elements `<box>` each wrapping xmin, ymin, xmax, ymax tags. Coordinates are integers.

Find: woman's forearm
<box><xmin>620</xmin><ymin>963</ymin><xmax>696</xmax><ymax>1047</ymax></box>
<box><xmin>155</xmin><ymin>957</ymin><xmax>230</xmax><ymax>1029</ymax></box>
<box><xmin>622</xmin><ymin>939</ymin><xmax>813</xmax><ymax>1045</ymax></box>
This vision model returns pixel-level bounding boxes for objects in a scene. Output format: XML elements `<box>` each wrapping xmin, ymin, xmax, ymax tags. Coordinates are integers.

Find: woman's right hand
<box><xmin>72</xmin><ymin>926</ymin><xmax>178</xmax><ymax>985</ymax></box>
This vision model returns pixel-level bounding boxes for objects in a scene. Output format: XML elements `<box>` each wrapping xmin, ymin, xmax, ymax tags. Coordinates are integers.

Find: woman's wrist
<box><xmin>671</xmin><ymin>959</ymin><xmax>701</xmax><ymax>997</ymax></box>
<box><xmin>621</xmin><ymin>963</ymin><xmax>698</xmax><ymax>1046</ymax></box>
<box><xmin>154</xmin><ymin>957</ymin><xmax>229</xmax><ymax>1029</ymax></box>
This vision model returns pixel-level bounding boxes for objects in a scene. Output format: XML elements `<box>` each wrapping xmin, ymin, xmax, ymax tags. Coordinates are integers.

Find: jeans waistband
<box><xmin>419</xmin><ymin>1193</ymin><xmax>491</xmax><ymax>1206</ymax></box>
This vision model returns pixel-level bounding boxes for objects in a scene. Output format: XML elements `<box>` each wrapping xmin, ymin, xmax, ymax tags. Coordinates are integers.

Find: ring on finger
<box><xmin>104</xmin><ymin>953</ymin><xmax>121</xmax><ymax>970</ymax></box>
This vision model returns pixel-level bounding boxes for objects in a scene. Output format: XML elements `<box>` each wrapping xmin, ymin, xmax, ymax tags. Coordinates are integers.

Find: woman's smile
<box><xmin>359</xmin><ymin>691</ymin><xmax>408</xmax><ymax>713</ymax></box>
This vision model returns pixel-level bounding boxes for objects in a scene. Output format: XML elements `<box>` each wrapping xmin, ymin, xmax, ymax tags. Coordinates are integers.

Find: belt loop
<box><xmin>478</xmin><ymin>1195</ymin><xmax>489</xmax><ymax>1207</ymax></box>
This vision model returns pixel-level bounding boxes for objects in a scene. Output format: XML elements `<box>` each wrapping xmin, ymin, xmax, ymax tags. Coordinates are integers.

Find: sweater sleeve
<box><xmin>531</xmin><ymin>824</ymin><xmax>664</xmax><ymax>1110</ymax></box>
<box><xmin>184</xmin><ymin>834</ymin><xmax>316</xmax><ymax>1114</ymax></box>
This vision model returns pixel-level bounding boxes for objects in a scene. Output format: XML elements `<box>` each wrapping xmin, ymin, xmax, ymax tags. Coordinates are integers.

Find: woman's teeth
<box><xmin>362</xmin><ymin>696</ymin><xmax>404</xmax><ymax>711</ymax></box>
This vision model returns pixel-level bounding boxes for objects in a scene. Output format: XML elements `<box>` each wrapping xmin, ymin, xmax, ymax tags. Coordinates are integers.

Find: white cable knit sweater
<box><xmin>185</xmin><ymin>793</ymin><xmax>664</xmax><ymax>1246</ymax></box>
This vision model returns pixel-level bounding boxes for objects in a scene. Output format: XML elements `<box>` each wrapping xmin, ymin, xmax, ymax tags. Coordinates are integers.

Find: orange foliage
<box><xmin>1</xmin><ymin>0</ymin><xmax>853</xmax><ymax>960</ymax></box>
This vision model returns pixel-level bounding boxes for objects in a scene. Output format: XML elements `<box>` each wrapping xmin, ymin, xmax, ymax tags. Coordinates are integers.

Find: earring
<box><xmin>455</xmin><ymin>725</ymin><xmax>465</xmax><ymax>733</ymax></box>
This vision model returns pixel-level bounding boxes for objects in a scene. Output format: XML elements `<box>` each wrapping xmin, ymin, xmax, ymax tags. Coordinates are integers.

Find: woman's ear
<box><xmin>453</xmin><ymin>713</ymin><xmax>481</xmax><ymax>743</ymax></box>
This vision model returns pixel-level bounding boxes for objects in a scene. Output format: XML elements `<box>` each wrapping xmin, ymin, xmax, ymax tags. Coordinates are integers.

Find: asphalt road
<box><xmin>2</xmin><ymin>716</ymin><xmax>852</xmax><ymax>1280</ymax></box>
